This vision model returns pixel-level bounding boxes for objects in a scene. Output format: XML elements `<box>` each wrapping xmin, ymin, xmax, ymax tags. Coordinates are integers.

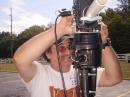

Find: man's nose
<box><xmin>65</xmin><ymin>48</ymin><xmax>73</xmax><ymax>55</ymax></box>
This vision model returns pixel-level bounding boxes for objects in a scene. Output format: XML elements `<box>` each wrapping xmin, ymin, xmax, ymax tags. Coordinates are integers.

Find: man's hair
<box><xmin>43</xmin><ymin>47</ymin><xmax>51</xmax><ymax>62</ymax></box>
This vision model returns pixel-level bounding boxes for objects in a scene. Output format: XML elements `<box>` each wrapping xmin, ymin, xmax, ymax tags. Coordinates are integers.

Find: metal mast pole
<box><xmin>10</xmin><ymin>8</ymin><xmax>13</xmax><ymax>58</ymax></box>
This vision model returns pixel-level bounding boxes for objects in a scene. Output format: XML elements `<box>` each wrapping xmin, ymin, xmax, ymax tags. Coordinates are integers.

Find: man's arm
<box><xmin>99</xmin><ymin>46</ymin><xmax>123</xmax><ymax>86</ymax></box>
<box><xmin>13</xmin><ymin>16</ymin><xmax>74</xmax><ymax>82</ymax></box>
<box><xmin>99</xmin><ymin>23</ymin><xmax>123</xmax><ymax>87</ymax></box>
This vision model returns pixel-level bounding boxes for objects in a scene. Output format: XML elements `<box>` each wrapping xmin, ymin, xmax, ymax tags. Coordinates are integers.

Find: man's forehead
<box><xmin>59</xmin><ymin>39</ymin><xmax>72</xmax><ymax>45</ymax></box>
<box><xmin>57</xmin><ymin>35</ymin><xmax>73</xmax><ymax>45</ymax></box>
<box><xmin>52</xmin><ymin>39</ymin><xmax>72</xmax><ymax>46</ymax></box>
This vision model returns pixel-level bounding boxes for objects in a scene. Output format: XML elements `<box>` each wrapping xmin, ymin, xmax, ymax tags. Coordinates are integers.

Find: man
<box><xmin>13</xmin><ymin>16</ymin><xmax>122</xmax><ymax>97</ymax></box>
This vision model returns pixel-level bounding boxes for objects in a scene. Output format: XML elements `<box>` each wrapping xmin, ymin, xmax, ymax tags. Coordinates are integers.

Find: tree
<box><xmin>100</xmin><ymin>8</ymin><xmax>130</xmax><ymax>54</ymax></box>
<box><xmin>0</xmin><ymin>31</ymin><xmax>16</xmax><ymax>58</ymax></box>
<box><xmin>14</xmin><ymin>25</ymin><xmax>48</xmax><ymax>53</ymax></box>
<box><xmin>100</xmin><ymin>8</ymin><xmax>121</xmax><ymax>25</ymax></box>
<box><xmin>0</xmin><ymin>25</ymin><xmax>50</xmax><ymax>58</ymax></box>
<box><xmin>108</xmin><ymin>18</ymin><xmax>130</xmax><ymax>53</ymax></box>
<box><xmin>0</xmin><ymin>31</ymin><xmax>10</xmax><ymax>41</ymax></box>
<box><xmin>117</xmin><ymin>0</ymin><xmax>130</xmax><ymax>19</ymax></box>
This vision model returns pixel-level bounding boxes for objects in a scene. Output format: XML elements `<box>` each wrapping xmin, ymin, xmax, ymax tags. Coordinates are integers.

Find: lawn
<box><xmin>0</xmin><ymin>64</ymin><xmax>17</xmax><ymax>72</ymax></box>
<box><xmin>120</xmin><ymin>63</ymin><xmax>130</xmax><ymax>80</ymax></box>
<box><xmin>0</xmin><ymin>63</ymin><xmax>130</xmax><ymax>80</ymax></box>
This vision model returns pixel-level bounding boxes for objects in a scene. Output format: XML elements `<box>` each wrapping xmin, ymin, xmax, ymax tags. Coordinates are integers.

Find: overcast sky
<box><xmin>0</xmin><ymin>0</ymin><xmax>120</xmax><ymax>34</ymax></box>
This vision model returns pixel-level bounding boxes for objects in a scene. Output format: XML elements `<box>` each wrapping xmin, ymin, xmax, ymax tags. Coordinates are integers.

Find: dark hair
<box><xmin>43</xmin><ymin>47</ymin><xmax>51</xmax><ymax>62</ymax></box>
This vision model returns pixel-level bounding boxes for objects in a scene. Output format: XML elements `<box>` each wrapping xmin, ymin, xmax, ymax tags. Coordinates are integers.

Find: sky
<box><xmin>0</xmin><ymin>0</ymin><xmax>120</xmax><ymax>34</ymax></box>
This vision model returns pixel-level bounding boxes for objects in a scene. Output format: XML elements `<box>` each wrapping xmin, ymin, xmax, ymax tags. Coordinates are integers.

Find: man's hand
<box><xmin>100</xmin><ymin>22</ymin><xmax>109</xmax><ymax>42</ymax></box>
<box><xmin>57</xmin><ymin>16</ymin><xmax>75</xmax><ymax>35</ymax></box>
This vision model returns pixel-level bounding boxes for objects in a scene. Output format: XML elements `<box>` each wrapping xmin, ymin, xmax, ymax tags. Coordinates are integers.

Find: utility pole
<box><xmin>10</xmin><ymin>8</ymin><xmax>13</xmax><ymax>58</ymax></box>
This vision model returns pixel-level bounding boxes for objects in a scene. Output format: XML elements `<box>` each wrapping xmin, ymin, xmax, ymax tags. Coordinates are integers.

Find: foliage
<box><xmin>117</xmin><ymin>0</ymin><xmax>130</xmax><ymax>19</ymax></box>
<box><xmin>15</xmin><ymin>25</ymin><xmax>46</xmax><ymax>50</ymax></box>
<box><xmin>0</xmin><ymin>25</ymin><xmax>49</xmax><ymax>58</ymax></box>
<box><xmin>100</xmin><ymin>8</ymin><xmax>130</xmax><ymax>53</ymax></box>
<box><xmin>0</xmin><ymin>32</ymin><xmax>16</xmax><ymax>58</ymax></box>
<box><xmin>0</xmin><ymin>31</ymin><xmax>10</xmax><ymax>41</ymax></box>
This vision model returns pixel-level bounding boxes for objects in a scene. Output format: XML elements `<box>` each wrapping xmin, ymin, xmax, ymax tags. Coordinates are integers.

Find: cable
<box><xmin>54</xmin><ymin>15</ymin><xmax>68</xmax><ymax>97</ymax></box>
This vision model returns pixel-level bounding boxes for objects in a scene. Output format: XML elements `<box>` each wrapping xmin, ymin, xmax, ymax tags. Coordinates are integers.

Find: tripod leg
<box><xmin>79</xmin><ymin>68</ymin><xmax>97</xmax><ymax>97</ymax></box>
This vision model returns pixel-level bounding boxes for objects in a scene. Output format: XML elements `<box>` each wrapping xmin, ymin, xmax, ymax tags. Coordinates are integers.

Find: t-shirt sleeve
<box><xmin>96</xmin><ymin>67</ymin><xmax>104</xmax><ymax>86</ymax></box>
<box><xmin>21</xmin><ymin>61</ymin><xmax>44</xmax><ymax>92</ymax></box>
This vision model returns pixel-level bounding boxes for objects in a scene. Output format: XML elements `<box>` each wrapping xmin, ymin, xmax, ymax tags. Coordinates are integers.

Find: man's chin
<box><xmin>61</xmin><ymin>60</ymin><xmax>73</xmax><ymax>66</ymax></box>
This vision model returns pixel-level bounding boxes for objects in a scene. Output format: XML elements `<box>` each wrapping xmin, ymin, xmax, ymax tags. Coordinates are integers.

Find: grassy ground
<box><xmin>0</xmin><ymin>64</ymin><xmax>17</xmax><ymax>72</ymax></box>
<box><xmin>0</xmin><ymin>62</ymin><xmax>130</xmax><ymax>80</ymax></box>
<box><xmin>120</xmin><ymin>62</ymin><xmax>130</xmax><ymax>80</ymax></box>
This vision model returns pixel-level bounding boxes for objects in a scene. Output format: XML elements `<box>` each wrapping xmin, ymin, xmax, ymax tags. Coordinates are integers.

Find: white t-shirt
<box><xmin>23</xmin><ymin>61</ymin><xmax>104</xmax><ymax>97</ymax></box>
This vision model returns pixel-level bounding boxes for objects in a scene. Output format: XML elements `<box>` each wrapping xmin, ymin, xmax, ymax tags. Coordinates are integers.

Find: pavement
<box><xmin>0</xmin><ymin>72</ymin><xmax>30</xmax><ymax>97</ymax></box>
<box><xmin>0</xmin><ymin>72</ymin><xmax>130</xmax><ymax>97</ymax></box>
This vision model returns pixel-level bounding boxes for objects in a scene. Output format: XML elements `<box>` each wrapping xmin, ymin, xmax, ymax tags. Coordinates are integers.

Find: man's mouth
<box><xmin>59</xmin><ymin>55</ymin><xmax>72</xmax><ymax>61</ymax></box>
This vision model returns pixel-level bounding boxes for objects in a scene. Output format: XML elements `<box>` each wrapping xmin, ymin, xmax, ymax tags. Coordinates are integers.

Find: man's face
<box><xmin>47</xmin><ymin>39</ymin><xmax>73</xmax><ymax>71</ymax></box>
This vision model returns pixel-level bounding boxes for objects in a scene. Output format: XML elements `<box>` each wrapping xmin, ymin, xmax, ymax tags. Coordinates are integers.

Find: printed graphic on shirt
<box><xmin>69</xmin><ymin>75</ymin><xmax>77</xmax><ymax>86</ymax></box>
<box><xmin>49</xmin><ymin>86</ymin><xmax>82</xmax><ymax>97</ymax></box>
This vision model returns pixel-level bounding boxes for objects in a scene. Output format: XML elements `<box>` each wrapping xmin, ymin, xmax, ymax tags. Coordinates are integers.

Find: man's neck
<box><xmin>50</xmin><ymin>64</ymin><xmax>71</xmax><ymax>73</ymax></box>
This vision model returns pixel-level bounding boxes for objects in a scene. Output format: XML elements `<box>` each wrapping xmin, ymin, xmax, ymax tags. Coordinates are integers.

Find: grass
<box><xmin>0</xmin><ymin>63</ymin><xmax>17</xmax><ymax>72</ymax></box>
<box><xmin>120</xmin><ymin>62</ymin><xmax>130</xmax><ymax>80</ymax></box>
<box><xmin>0</xmin><ymin>62</ymin><xmax>130</xmax><ymax>80</ymax></box>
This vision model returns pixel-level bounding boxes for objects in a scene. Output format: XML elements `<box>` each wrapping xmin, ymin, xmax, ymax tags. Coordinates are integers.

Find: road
<box><xmin>0</xmin><ymin>72</ymin><xmax>30</xmax><ymax>97</ymax></box>
<box><xmin>0</xmin><ymin>72</ymin><xmax>130</xmax><ymax>97</ymax></box>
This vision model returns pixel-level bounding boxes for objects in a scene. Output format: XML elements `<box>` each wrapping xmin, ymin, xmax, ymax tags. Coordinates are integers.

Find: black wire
<box><xmin>54</xmin><ymin>15</ymin><xmax>68</xmax><ymax>97</ymax></box>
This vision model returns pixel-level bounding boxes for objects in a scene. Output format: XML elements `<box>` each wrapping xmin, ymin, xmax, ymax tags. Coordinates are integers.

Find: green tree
<box><xmin>100</xmin><ymin>8</ymin><xmax>122</xmax><ymax>25</ymax></box>
<box><xmin>108</xmin><ymin>18</ymin><xmax>130</xmax><ymax>53</ymax></box>
<box><xmin>0</xmin><ymin>31</ymin><xmax>10</xmax><ymax>41</ymax></box>
<box><xmin>117</xmin><ymin>0</ymin><xmax>130</xmax><ymax>19</ymax></box>
<box><xmin>0</xmin><ymin>25</ymin><xmax>50</xmax><ymax>58</ymax></box>
<box><xmin>0</xmin><ymin>31</ymin><xmax>16</xmax><ymax>58</ymax></box>
<box><xmin>101</xmin><ymin>8</ymin><xmax>130</xmax><ymax>54</ymax></box>
<box><xmin>14</xmin><ymin>25</ymin><xmax>47</xmax><ymax>53</ymax></box>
